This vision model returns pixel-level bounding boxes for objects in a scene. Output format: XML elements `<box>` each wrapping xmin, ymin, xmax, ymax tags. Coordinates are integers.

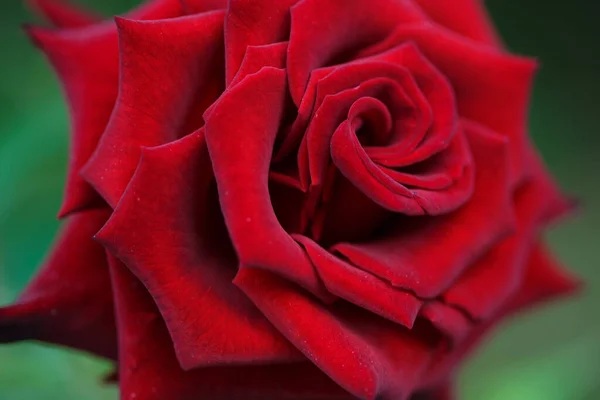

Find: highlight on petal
<box><xmin>109</xmin><ymin>255</ymin><xmax>352</xmax><ymax>400</ymax></box>
<box><xmin>96</xmin><ymin>130</ymin><xmax>301</xmax><ymax>370</ymax></box>
<box><xmin>0</xmin><ymin>210</ymin><xmax>117</xmax><ymax>359</ymax></box>
<box><xmin>82</xmin><ymin>11</ymin><xmax>226</xmax><ymax>208</ymax></box>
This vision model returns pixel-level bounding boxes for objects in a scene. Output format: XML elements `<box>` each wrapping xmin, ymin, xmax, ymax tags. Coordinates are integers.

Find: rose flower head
<box><xmin>0</xmin><ymin>0</ymin><xmax>579</xmax><ymax>399</ymax></box>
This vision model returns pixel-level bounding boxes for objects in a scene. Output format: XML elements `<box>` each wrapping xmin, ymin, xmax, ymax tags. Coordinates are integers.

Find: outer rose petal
<box><xmin>442</xmin><ymin>155</ymin><xmax>577</xmax><ymax>320</ymax></box>
<box><xmin>235</xmin><ymin>268</ymin><xmax>438</xmax><ymax>400</ymax></box>
<box><xmin>0</xmin><ymin>210</ymin><xmax>116</xmax><ymax>359</ymax></box>
<box><xmin>414</xmin><ymin>0</ymin><xmax>502</xmax><ymax>47</ymax></box>
<box><xmin>28</xmin><ymin>0</ymin><xmax>100</xmax><ymax>28</ymax></box>
<box><xmin>421</xmin><ymin>242</ymin><xmax>579</xmax><ymax>387</ymax></box>
<box><xmin>82</xmin><ymin>11</ymin><xmax>225</xmax><ymax>207</ymax></box>
<box><xmin>25</xmin><ymin>25</ymin><xmax>119</xmax><ymax>216</ymax></box>
<box><xmin>204</xmin><ymin>67</ymin><xmax>331</xmax><ymax>299</ymax></box>
<box><xmin>287</xmin><ymin>0</ymin><xmax>427</xmax><ymax>105</ymax></box>
<box><xmin>109</xmin><ymin>255</ymin><xmax>353</xmax><ymax>400</ymax></box>
<box><xmin>25</xmin><ymin>0</ymin><xmax>185</xmax><ymax>216</ymax></box>
<box><xmin>97</xmin><ymin>130</ymin><xmax>301</xmax><ymax>370</ymax></box>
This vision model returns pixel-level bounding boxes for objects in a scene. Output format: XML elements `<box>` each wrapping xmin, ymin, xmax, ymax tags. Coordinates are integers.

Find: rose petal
<box><xmin>235</xmin><ymin>267</ymin><xmax>438</xmax><ymax>400</ymax></box>
<box><xmin>97</xmin><ymin>129</ymin><xmax>301</xmax><ymax>370</ymax></box>
<box><xmin>82</xmin><ymin>11</ymin><xmax>225</xmax><ymax>208</ymax></box>
<box><xmin>287</xmin><ymin>0</ymin><xmax>426</xmax><ymax>105</ymax></box>
<box><xmin>25</xmin><ymin>0</ymin><xmax>185</xmax><ymax>216</ymax></box>
<box><xmin>179</xmin><ymin>0</ymin><xmax>226</xmax><ymax>14</ymax></box>
<box><xmin>422</xmin><ymin>240</ymin><xmax>579</xmax><ymax>386</ymax></box>
<box><xmin>507</xmin><ymin>242</ymin><xmax>580</xmax><ymax>311</ymax></box>
<box><xmin>0</xmin><ymin>210</ymin><xmax>116</xmax><ymax>359</ymax></box>
<box><xmin>359</xmin><ymin>23</ymin><xmax>537</xmax><ymax>183</ymax></box>
<box><xmin>204</xmin><ymin>67</ymin><xmax>331</xmax><ymax>299</ymax></box>
<box><xmin>331</xmin><ymin>123</ymin><xmax>473</xmax><ymax>215</ymax></box>
<box><xmin>295</xmin><ymin>235</ymin><xmax>423</xmax><ymax>328</ymax></box>
<box><xmin>334</xmin><ymin>121</ymin><xmax>514</xmax><ymax>298</ymax></box>
<box><xmin>442</xmin><ymin>164</ymin><xmax>575</xmax><ymax>320</ymax></box>
<box><xmin>25</xmin><ymin>25</ymin><xmax>119</xmax><ymax>216</ymax></box>
<box><xmin>225</xmin><ymin>0</ymin><xmax>299</xmax><ymax>83</ymax></box>
<box><xmin>109</xmin><ymin>255</ymin><xmax>353</xmax><ymax>400</ymax></box>
<box><xmin>230</xmin><ymin>42</ymin><xmax>288</xmax><ymax>87</ymax></box>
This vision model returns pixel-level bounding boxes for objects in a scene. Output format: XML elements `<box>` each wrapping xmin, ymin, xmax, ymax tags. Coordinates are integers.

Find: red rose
<box><xmin>1</xmin><ymin>0</ymin><xmax>578</xmax><ymax>399</ymax></box>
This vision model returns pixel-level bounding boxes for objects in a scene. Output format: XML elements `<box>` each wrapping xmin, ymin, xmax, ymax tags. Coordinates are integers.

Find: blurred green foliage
<box><xmin>0</xmin><ymin>0</ymin><xmax>598</xmax><ymax>399</ymax></box>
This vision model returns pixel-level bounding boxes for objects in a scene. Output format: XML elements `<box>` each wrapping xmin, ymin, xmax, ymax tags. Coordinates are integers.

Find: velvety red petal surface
<box><xmin>235</xmin><ymin>268</ymin><xmax>439</xmax><ymax>400</ymax></box>
<box><xmin>82</xmin><ymin>11</ymin><xmax>225</xmax><ymax>207</ymax></box>
<box><xmin>109</xmin><ymin>255</ymin><xmax>353</xmax><ymax>400</ymax></box>
<box><xmin>97</xmin><ymin>130</ymin><xmax>301</xmax><ymax>370</ymax></box>
<box><xmin>334</xmin><ymin>122</ymin><xmax>514</xmax><ymax>300</ymax></box>
<box><xmin>205</xmin><ymin>66</ymin><xmax>330</xmax><ymax>299</ymax></box>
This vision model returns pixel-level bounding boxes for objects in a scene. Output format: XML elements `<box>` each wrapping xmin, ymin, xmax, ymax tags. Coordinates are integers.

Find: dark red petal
<box><xmin>0</xmin><ymin>210</ymin><xmax>117</xmax><ymax>359</ymax></box>
<box><xmin>287</xmin><ymin>0</ymin><xmax>426</xmax><ymax>105</ymax></box>
<box><xmin>331</xmin><ymin>124</ymin><xmax>473</xmax><ymax>215</ymax></box>
<box><xmin>204</xmin><ymin>67</ymin><xmax>331</xmax><ymax>299</ymax></box>
<box><xmin>295</xmin><ymin>235</ymin><xmax>423</xmax><ymax>328</ymax></box>
<box><xmin>230</xmin><ymin>42</ymin><xmax>288</xmax><ymax>87</ymax></box>
<box><xmin>82</xmin><ymin>11</ymin><xmax>225</xmax><ymax>208</ymax></box>
<box><xmin>360</xmin><ymin>24</ymin><xmax>536</xmax><ymax>184</ymax></box>
<box><xmin>225</xmin><ymin>0</ymin><xmax>299</xmax><ymax>83</ymax></box>
<box><xmin>235</xmin><ymin>268</ymin><xmax>438</xmax><ymax>400</ymax></box>
<box><xmin>97</xmin><ymin>129</ymin><xmax>301</xmax><ymax>370</ymax></box>
<box><xmin>27</xmin><ymin>0</ymin><xmax>100</xmax><ymax>28</ymax></box>
<box><xmin>109</xmin><ymin>255</ymin><xmax>352</xmax><ymax>400</ymax></box>
<box><xmin>411</xmin><ymin>381</ymin><xmax>454</xmax><ymax>400</ymax></box>
<box><xmin>442</xmin><ymin>167</ymin><xmax>574</xmax><ymax>320</ymax></box>
<box><xmin>422</xmin><ymin>242</ymin><xmax>578</xmax><ymax>386</ymax></box>
<box><xmin>127</xmin><ymin>0</ymin><xmax>185</xmax><ymax>20</ymax></box>
<box><xmin>419</xmin><ymin>302</ymin><xmax>471</xmax><ymax>345</ymax></box>
<box><xmin>25</xmin><ymin>0</ymin><xmax>185</xmax><ymax>217</ymax></box>
<box><xmin>25</xmin><ymin>25</ymin><xmax>119</xmax><ymax>216</ymax></box>
<box><xmin>414</xmin><ymin>0</ymin><xmax>502</xmax><ymax>47</ymax></box>
<box><xmin>179</xmin><ymin>0</ymin><xmax>226</xmax><ymax>14</ymax></box>
<box><xmin>334</xmin><ymin>121</ymin><xmax>514</xmax><ymax>298</ymax></box>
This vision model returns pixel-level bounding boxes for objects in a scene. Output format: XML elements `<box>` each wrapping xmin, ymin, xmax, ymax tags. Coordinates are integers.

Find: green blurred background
<box><xmin>0</xmin><ymin>0</ymin><xmax>598</xmax><ymax>399</ymax></box>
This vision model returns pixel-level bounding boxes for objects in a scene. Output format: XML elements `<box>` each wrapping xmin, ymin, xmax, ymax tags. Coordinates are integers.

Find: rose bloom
<box><xmin>0</xmin><ymin>0</ymin><xmax>578</xmax><ymax>399</ymax></box>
